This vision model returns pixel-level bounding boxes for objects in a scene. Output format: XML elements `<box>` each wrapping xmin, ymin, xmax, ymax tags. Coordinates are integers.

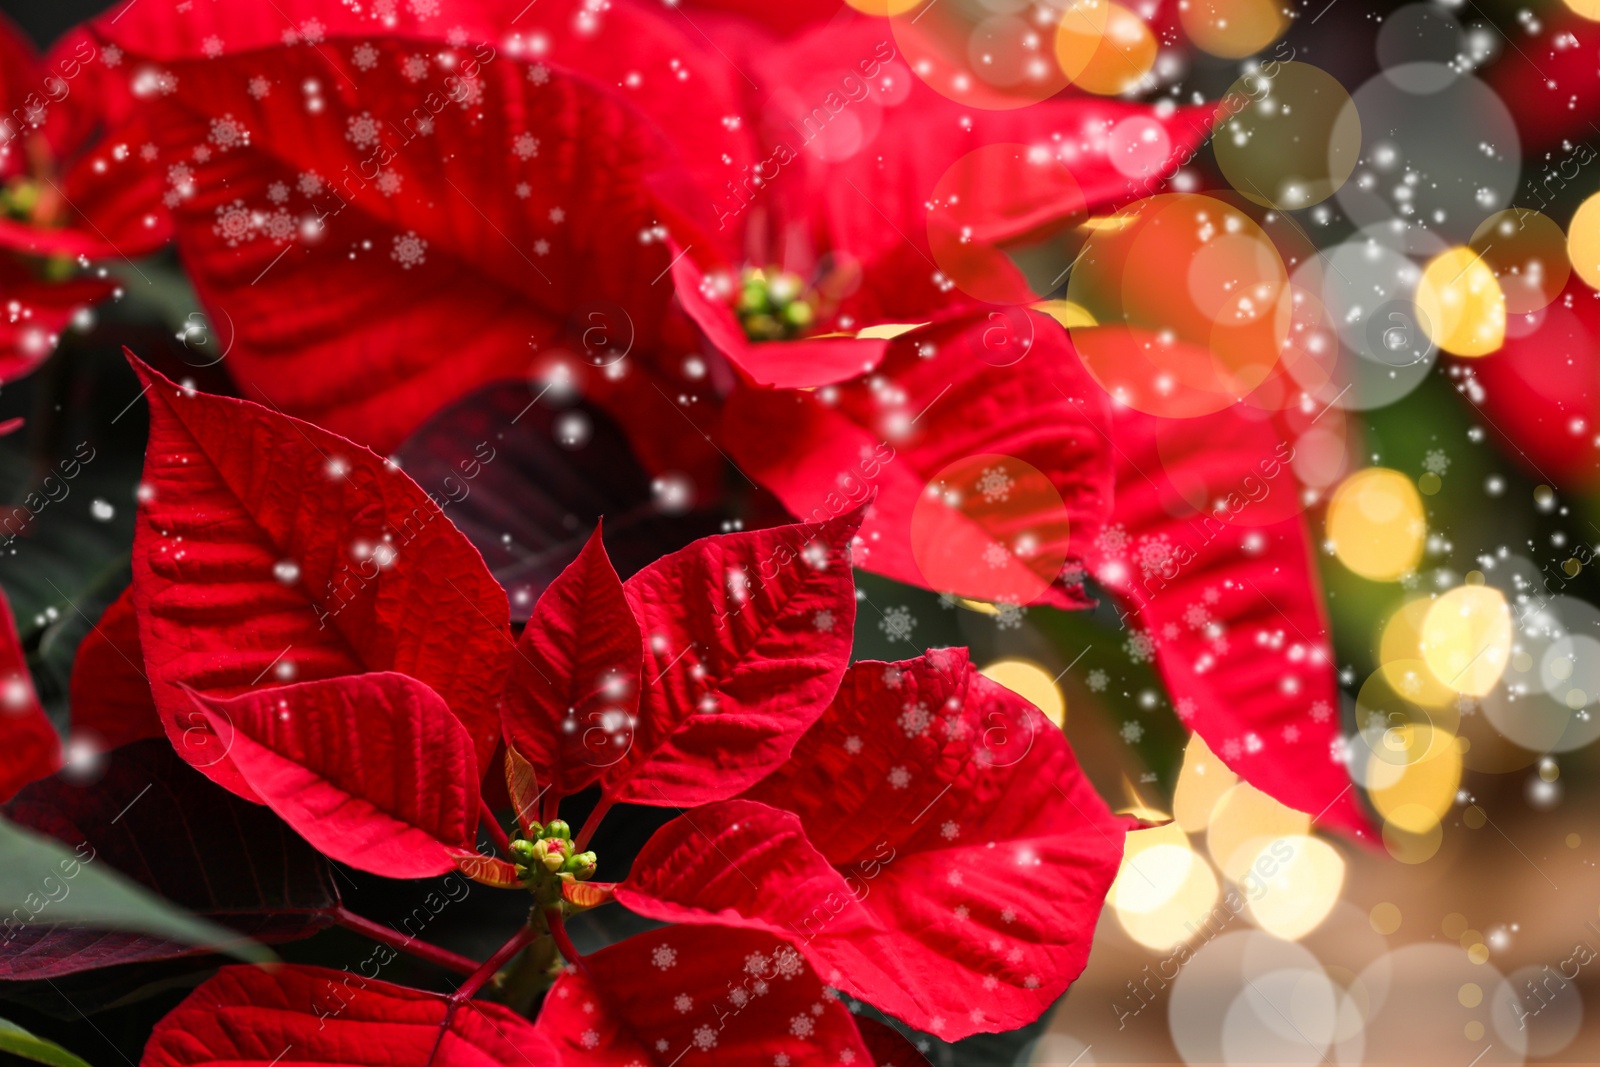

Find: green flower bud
<box><xmin>743</xmin><ymin>313</ymin><xmax>782</xmax><ymax>340</ymax></box>
<box><xmin>737</xmin><ymin>282</ymin><xmax>768</xmax><ymax>315</ymax></box>
<box><xmin>545</xmin><ymin>819</ymin><xmax>571</xmax><ymax>841</ymax></box>
<box><xmin>509</xmin><ymin>838</ymin><xmax>537</xmax><ymax>863</ymax></box>
<box><xmin>4</xmin><ymin>179</ymin><xmax>38</xmax><ymax>217</ymax></box>
<box><xmin>562</xmin><ymin>851</ymin><xmax>598</xmax><ymax>880</ymax></box>
<box><xmin>538</xmin><ymin>839</ymin><xmax>568</xmax><ymax>872</ymax></box>
<box><xmin>782</xmin><ymin>300</ymin><xmax>814</xmax><ymax>330</ymax></box>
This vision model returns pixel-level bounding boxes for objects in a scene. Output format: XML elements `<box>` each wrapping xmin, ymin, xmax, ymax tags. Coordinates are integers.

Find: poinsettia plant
<box><xmin>70</xmin><ymin>356</ymin><xmax>1125</xmax><ymax>1064</ymax></box>
<box><xmin>0</xmin><ymin>0</ymin><xmax>1398</xmax><ymax>1061</ymax></box>
<box><xmin>62</xmin><ymin>0</ymin><xmax>1365</xmax><ymax>837</ymax></box>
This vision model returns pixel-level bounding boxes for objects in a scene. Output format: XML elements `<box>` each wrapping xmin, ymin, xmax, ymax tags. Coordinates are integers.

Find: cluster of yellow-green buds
<box><xmin>736</xmin><ymin>266</ymin><xmax>815</xmax><ymax>341</ymax></box>
<box><xmin>508</xmin><ymin>819</ymin><xmax>597</xmax><ymax>887</ymax></box>
<box><xmin>0</xmin><ymin>178</ymin><xmax>40</xmax><ymax>222</ymax></box>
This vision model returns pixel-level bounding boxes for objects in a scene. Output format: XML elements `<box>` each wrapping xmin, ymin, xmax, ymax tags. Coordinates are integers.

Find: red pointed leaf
<box><xmin>750</xmin><ymin>18</ymin><xmax>1217</xmax><ymax>321</ymax></box>
<box><xmin>502</xmin><ymin>524</ymin><xmax>641</xmax><ymax>801</ymax></box>
<box><xmin>619</xmin><ymin>649</ymin><xmax>1128</xmax><ymax>1041</ymax></box>
<box><xmin>561</xmin><ymin>880</ymin><xmax>615</xmax><ymax>910</ymax></box>
<box><xmin>505</xmin><ymin>744</ymin><xmax>541</xmax><ymax>838</ymax></box>
<box><xmin>610</xmin><ymin>510</ymin><xmax>861</xmax><ymax>807</ymax></box>
<box><xmin>142</xmin><ymin>964</ymin><xmax>559</xmax><ymax>1067</ymax></box>
<box><xmin>96</xmin><ymin>0</ymin><xmax>754</xmax><ymax>452</ymax></box>
<box><xmin>0</xmin><ymin>263</ymin><xmax>111</xmax><ymax>385</ymax></box>
<box><xmin>721</xmin><ymin>313</ymin><xmax>1112</xmax><ymax>609</ymax></box>
<box><xmin>455</xmin><ymin>852</ymin><xmax>521</xmax><ymax>889</ymax></box>
<box><xmin>1088</xmin><ymin>405</ymin><xmax>1366</xmax><ymax>834</ymax></box>
<box><xmin>195</xmin><ymin>672</ymin><xmax>480</xmax><ymax>878</ymax></box>
<box><xmin>538</xmin><ymin>925</ymin><xmax>872</xmax><ymax>1066</ymax></box>
<box><xmin>68</xmin><ymin>587</ymin><xmax>161</xmax><ymax>751</ymax></box>
<box><xmin>128</xmin><ymin>357</ymin><xmax>509</xmax><ymax>797</ymax></box>
<box><xmin>0</xmin><ymin>585</ymin><xmax>58</xmax><ymax>801</ymax></box>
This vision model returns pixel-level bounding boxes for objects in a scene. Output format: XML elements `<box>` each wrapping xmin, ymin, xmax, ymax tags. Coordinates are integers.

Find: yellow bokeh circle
<box><xmin>980</xmin><ymin>658</ymin><xmax>1066</xmax><ymax>727</ymax></box>
<box><xmin>1326</xmin><ymin>467</ymin><xmax>1425</xmax><ymax>581</ymax></box>
<box><xmin>1415</xmin><ymin>248</ymin><xmax>1506</xmax><ymax>357</ymax></box>
<box><xmin>1420</xmin><ymin>585</ymin><xmax>1512</xmax><ymax>697</ymax></box>
<box><xmin>1054</xmin><ymin>0</ymin><xmax>1157</xmax><ymax>96</ymax></box>
<box><xmin>1182</xmin><ymin>0</ymin><xmax>1290</xmax><ymax>58</ymax></box>
<box><xmin>1567</xmin><ymin>192</ymin><xmax>1600</xmax><ymax>291</ymax></box>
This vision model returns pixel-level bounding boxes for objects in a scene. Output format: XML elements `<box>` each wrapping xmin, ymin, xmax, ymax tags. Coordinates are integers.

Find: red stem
<box><xmin>574</xmin><ymin>793</ymin><xmax>616</xmax><ymax>851</ymax></box>
<box><xmin>545</xmin><ymin>909</ymin><xmax>587</xmax><ymax>976</ymax></box>
<box><xmin>335</xmin><ymin>909</ymin><xmax>479</xmax><ymax>977</ymax></box>
<box><xmin>479</xmin><ymin>798</ymin><xmax>512</xmax><ymax>857</ymax></box>
<box><xmin>450</xmin><ymin>924</ymin><xmax>537</xmax><ymax>1004</ymax></box>
<box><xmin>540</xmin><ymin>792</ymin><xmax>559</xmax><ymax>826</ymax></box>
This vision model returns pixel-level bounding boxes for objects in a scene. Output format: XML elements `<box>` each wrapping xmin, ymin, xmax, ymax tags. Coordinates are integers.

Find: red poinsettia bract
<box><xmin>125</xmin><ymin>353</ymin><xmax>1125</xmax><ymax>1062</ymax></box>
<box><xmin>0</xmin><ymin>12</ymin><xmax>168</xmax><ymax>379</ymax></box>
<box><xmin>53</xmin><ymin>0</ymin><xmax>1361</xmax><ymax>868</ymax></box>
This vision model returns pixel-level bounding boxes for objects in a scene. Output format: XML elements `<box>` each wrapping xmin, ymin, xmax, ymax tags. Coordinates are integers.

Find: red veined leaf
<box><xmin>561</xmin><ymin>880</ymin><xmax>615</xmax><ymax>910</ymax></box>
<box><xmin>619</xmin><ymin>649</ymin><xmax>1129</xmax><ymax>1042</ymax></box>
<box><xmin>2</xmin><ymin>739</ymin><xmax>339</xmax><ymax>980</ymax></box>
<box><xmin>142</xmin><ymin>963</ymin><xmax>560</xmax><ymax>1067</ymax></box>
<box><xmin>455</xmin><ymin>852</ymin><xmax>520</xmax><ymax>889</ymax></box>
<box><xmin>0</xmin><ymin>585</ymin><xmax>58</xmax><ymax>801</ymax></box>
<box><xmin>721</xmin><ymin>312</ymin><xmax>1112</xmax><ymax>609</ymax></box>
<box><xmin>1087</xmin><ymin>405</ymin><xmax>1367</xmax><ymax>834</ymax></box>
<box><xmin>193</xmin><ymin>672</ymin><xmax>481</xmax><ymax>878</ymax></box>
<box><xmin>608</xmin><ymin>509</ymin><xmax>861</xmax><ymax>807</ymax></box>
<box><xmin>0</xmin><ymin>262</ymin><xmax>111</xmax><ymax>386</ymax></box>
<box><xmin>504</xmin><ymin>744</ymin><xmax>540</xmax><ymax>838</ymax></box>
<box><xmin>95</xmin><ymin>0</ymin><xmax>755</xmax><ymax>453</ymax></box>
<box><xmin>0</xmin><ymin>12</ymin><xmax>40</xmax><ymax>180</ymax></box>
<box><xmin>68</xmin><ymin>587</ymin><xmax>161</xmax><ymax>751</ymax></box>
<box><xmin>501</xmin><ymin>524</ymin><xmax>642</xmax><ymax>802</ymax></box>
<box><xmin>1471</xmin><ymin>283</ymin><xmax>1600</xmax><ymax>490</ymax></box>
<box><xmin>537</xmin><ymin>925</ymin><xmax>873</xmax><ymax>1066</ymax></box>
<box><xmin>677</xmin><ymin>0</ymin><xmax>845</xmax><ymax>37</ymax></box>
<box><xmin>127</xmin><ymin>356</ymin><xmax>509</xmax><ymax>797</ymax></box>
<box><xmin>748</xmin><ymin>18</ymin><xmax>1217</xmax><ymax>321</ymax></box>
<box><xmin>618</xmin><ymin>798</ymin><xmax>875</xmax><ymax>931</ymax></box>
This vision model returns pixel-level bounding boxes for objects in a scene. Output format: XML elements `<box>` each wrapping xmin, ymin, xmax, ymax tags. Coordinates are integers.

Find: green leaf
<box><xmin>0</xmin><ymin>817</ymin><xmax>272</xmax><ymax>964</ymax></box>
<box><xmin>0</xmin><ymin>1017</ymin><xmax>93</xmax><ymax>1067</ymax></box>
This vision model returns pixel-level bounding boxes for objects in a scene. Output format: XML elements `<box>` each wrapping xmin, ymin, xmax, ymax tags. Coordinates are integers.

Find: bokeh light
<box><xmin>1180</xmin><ymin>0</ymin><xmax>1289</xmax><ymax>58</ymax></box>
<box><xmin>1245</xmin><ymin>834</ymin><xmax>1345</xmax><ymax>941</ymax></box>
<box><xmin>1326</xmin><ymin>468</ymin><xmax>1426</xmax><ymax>581</ymax></box>
<box><xmin>980</xmin><ymin>658</ymin><xmax>1066</xmax><ymax>726</ymax></box>
<box><xmin>1173</xmin><ymin>732</ymin><xmax>1240</xmax><ymax>833</ymax></box>
<box><xmin>1568</xmin><ymin>192</ymin><xmax>1600</xmax><ymax>292</ymax></box>
<box><xmin>1414</xmin><ymin>248</ymin><xmax>1506</xmax><ymax>357</ymax></box>
<box><xmin>1053</xmin><ymin>0</ymin><xmax>1156</xmax><ymax>97</ymax></box>
<box><xmin>1214</xmin><ymin>62</ymin><xmax>1360</xmax><ymax>210</ymax></box>
<box><xmin>1111</xmin><ymin>825</ymin><xmax>1222</xmax><ymax>951</ymax></box>
<box><xmin>1419</xmin><ymin>584</ymin><xmax>1512</xmax><ymax>696</ymax></box>
<box><xmin>909</xmin><ymin>453</ymin><xmax>1071</xmax><ymax>606</ymax></box>
<box><xmin>1206</xmin><ymin>781</ymin><xmax>1311</xmax><ymax>882</ymax></box>
<box><xmin>1469</xmin><ymin>209</ymin><xmax>1570</xmax><ymax>314</ymax></box>
<box><xmin>1067</xmin><ymin>193</ymin><xmax>1291</xmax><ymax>418</ymax></box>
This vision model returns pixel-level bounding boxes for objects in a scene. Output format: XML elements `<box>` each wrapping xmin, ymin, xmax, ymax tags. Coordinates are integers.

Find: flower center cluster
<box><xmin>0</xmin><ymin>178</ymin><xmax>42</xmax><ymax>224</ymax></box>
<box><xmin>736</xmin><ymin>266</ymin><xmax>815</xmax><ymax>342</ymax></box>
<box><xmin>507</xmin><ymin>819</ymin><xmax>598</xmax><ymax>907</ymax></box>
